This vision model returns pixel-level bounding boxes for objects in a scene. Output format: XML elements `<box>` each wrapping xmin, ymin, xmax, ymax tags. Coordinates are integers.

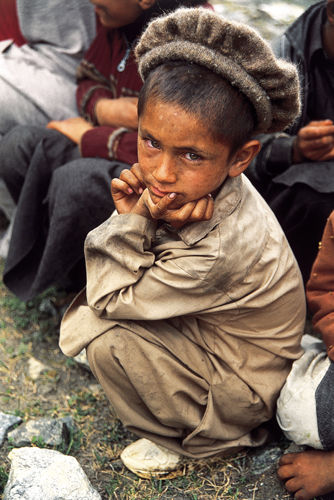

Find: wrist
<box><xmin>95</xmin><ymin>98</ymin><xmax>115</xmax><ymax>126</ymax></box>
<box><xmin>292</xmin><ymin>137</ymin><xmax>305</xmax><ymax>164</ymax></box>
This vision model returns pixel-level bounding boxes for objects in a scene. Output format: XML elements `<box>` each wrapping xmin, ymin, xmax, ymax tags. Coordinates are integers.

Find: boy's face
<box><xmin>90</xmin><ymin>0</ymin><xmax>153</xmax><ymax>29</ymax></box>
<box><xmin>138</xmin><ymin>99</ymin><xmax>239</xmax><ymax>210</ymax></box>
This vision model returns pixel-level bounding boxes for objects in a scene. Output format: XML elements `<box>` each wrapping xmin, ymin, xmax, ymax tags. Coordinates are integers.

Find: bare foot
<box><xmin>277</xmin><ymin>450</ymin><xmax>334</xmax><ymax>500</ymax></box>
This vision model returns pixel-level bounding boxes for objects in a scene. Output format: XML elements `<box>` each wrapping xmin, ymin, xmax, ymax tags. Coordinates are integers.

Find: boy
<box><xmin>60</xmin><ymin>8</ymin><xmax>305</xmax><ymax>477</ymax></box>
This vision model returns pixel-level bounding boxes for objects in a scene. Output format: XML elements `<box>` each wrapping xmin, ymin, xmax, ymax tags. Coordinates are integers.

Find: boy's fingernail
<box><xmin>139</xmin><ymin>188</ymin><xmax>143</xmax><ymax>194</ymax></box>
<box><xmin>168</xmin><ymin>193</ymin><xmax>176</xmax><ymax>199</ymax></box>
<box><xmin>128</xmin><ymin>188</ymin><xmax>133</xmax><ymax>194</ymax></box>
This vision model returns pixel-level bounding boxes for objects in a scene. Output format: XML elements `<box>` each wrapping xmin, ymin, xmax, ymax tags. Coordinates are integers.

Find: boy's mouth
<box><xmin>150</xmin><ymin>185</ymin><xmax>172</xmax><ymax>198</ymax></box>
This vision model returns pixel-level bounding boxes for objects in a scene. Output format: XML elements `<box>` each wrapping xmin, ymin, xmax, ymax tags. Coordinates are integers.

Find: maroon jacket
<box><xmin>307</xmin><ymin>211</ymin><xmax>334</xmax><ymax>361</ymax></box>
<box><xmin>76</xmin><ymin>3</ymin><xmax>213</xmax><ymax>166</ymax></box>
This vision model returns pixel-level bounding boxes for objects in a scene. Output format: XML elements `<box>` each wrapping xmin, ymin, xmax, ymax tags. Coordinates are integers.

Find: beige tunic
<box><xmin>60</xmin><ymin>174</ymin><xmax>305</xmax><ymax>457</ymax></box>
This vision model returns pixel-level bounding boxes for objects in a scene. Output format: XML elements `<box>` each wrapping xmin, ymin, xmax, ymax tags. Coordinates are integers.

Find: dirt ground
<box><xmin>0</xmin><ymin>257</ymin><xmax>313</xmax><ymax>500</ymax></box>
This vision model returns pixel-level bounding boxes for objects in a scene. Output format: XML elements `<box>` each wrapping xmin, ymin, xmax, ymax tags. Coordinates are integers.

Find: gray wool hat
<box><xmin>135</xmin><ymin>8</ymin><xmax>301</xmax><ymax>134</ymax></box>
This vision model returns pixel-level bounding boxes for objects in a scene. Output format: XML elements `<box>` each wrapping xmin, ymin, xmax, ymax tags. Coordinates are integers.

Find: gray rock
<box><xmin>73</xmin><ymin>349</ymin><xmax>91</xmax><ymax>371</ymax></box>
<box><xmin>251</xmin><ymin>446</ymin><xmax>284</xmax><ymax>475</ymax></box>
<box><xmin>58</xmin><ymin>416</ymin><xmax>76</xmax><ymax>434</ymax></box>
<box><xmin>8</xmin><ymin>418</ymin><xmax>69</xmax><ymax>448</ymax></box>
<box><xmin>3</xmin><ymin>447</ymin><xmax>101</xmax><ymax>500</ymax></box>
<box><xmin>0</xmin><ymin>413</ymin><xmax>22</xmax><ymax>446</ymax></box>
<box><xmin>38</xmin><ymin>298</ymin><xmax>57</xmax><ymax>317</ymax></box>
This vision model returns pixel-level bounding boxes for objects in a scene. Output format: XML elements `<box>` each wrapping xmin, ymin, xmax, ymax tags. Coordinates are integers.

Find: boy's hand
<box><xmin>292</xmin><ymin>120</ymin><xmax>334</xmax><ymax>163</ymax></box>
<box><xmin>111</xmin><ymin>163</ymin><xmax>145</xmax><ymax>214</ymax></box>
<box><xmin>46</xmin><ymin>117</ymin><xmax>94</xmax><ymax>144</ymax></box>
<box><xmin>132</xmin><ymin>190</ymin><xmax>215</xmax><ymax>228</ymax></box>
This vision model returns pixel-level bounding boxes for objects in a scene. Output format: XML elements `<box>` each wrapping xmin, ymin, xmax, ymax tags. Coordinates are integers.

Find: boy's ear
<box><xmin>138</xmin><ymin>0</ymin><xmax>156</xmax><ymax>10</ymax></box>
<box><xmin>228</xmin><ymin>140</ymin><xmax>261</xmax><ymax>178</ymax></box>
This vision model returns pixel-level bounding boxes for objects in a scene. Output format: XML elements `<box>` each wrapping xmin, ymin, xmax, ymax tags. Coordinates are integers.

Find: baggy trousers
<box><xmin>86</xmin><ymin>320</ymin><xmax>270</xmax><ymax>459</ymax></box>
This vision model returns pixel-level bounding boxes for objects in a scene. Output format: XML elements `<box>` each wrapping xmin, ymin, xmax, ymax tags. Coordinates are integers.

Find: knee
<box><xmin>86</xmin><ymin>327</ymin><xmax>130</xmax><ymax>379</ymax></box>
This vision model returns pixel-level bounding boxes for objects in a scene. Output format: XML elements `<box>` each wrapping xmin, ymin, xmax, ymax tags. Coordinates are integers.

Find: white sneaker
<box><xmin>120</xmin><ymin>438</ymin><xmax>183</xmax><ymax>479</ymax></box>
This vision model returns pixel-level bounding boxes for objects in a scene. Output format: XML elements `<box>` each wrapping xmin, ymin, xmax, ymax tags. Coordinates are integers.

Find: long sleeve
<box><xmin>85</xmin><ymin>214</ymin><xmax>226</xmax><ymax>322</ymax></box>
<box><xmin>80</xmin><ymin>127</ymin><xmax>138</xmax><ymax>165</ymax></box>
<box><xmin>307</xmin><ymin>212</ymin><xmax>334</xmax><ymax>361</ymax></box>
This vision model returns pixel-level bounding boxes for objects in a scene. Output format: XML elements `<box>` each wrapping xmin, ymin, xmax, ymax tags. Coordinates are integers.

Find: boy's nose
<box><xmin>153</xmin><ymin>156</ymin><xmax>177</xmax><ymax>184</ymax></box>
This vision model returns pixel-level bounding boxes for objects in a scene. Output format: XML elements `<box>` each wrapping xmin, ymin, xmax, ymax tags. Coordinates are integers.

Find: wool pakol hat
<box><xmin>135</xmin><ymin>8</ymin><xmax>301</xmax><ymax>134</ymax></box>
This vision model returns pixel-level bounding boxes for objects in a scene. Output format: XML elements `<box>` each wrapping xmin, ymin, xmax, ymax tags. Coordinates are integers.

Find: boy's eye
<box><xmin>185</xmin><ymin>152</ymin><xmax>200</xmax><ymax>161</ymax></box>
<box><xmin>146</xmin><ymin>139</ymin><xmax>160</xmax><ymax>149</ymax></box>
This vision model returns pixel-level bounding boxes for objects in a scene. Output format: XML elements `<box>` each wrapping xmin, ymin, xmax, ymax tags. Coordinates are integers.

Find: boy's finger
<box><xmin>111</xmin><ymin>178</ymin><xmax>134</xmax><ymax>197</ymax></box>
<box><xmin>119</xmin><ymin>169</ymin><xmax>144</xmax><ymax>194</ymax></box>
<box><xmin>203</xmin><ymin>194</ymin><xmax>215</xmax><ymax>220</ymax></box>
<box><xmin>188</xmin><ymin>197</ymin><xmax>210</xmax><ymax>220</ymax></box>
<box><xmin>130</xmin><ymin>163</ymin><xmax>146</xmax><ymax>187</ymax></box>
<box><xmin>149</xmin><ymin>193</ymin><xmax>177</xmax><ymax>217</ymax></box>
<box><xmin>170</xmin><ymin>200</ymin><xmax>197</xmax><ymax>220</ymax></box>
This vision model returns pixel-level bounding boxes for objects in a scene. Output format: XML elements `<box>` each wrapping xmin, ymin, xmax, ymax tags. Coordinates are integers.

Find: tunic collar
<box><xmin>162</xmin><ymin>175</ymin><xmax>242</xmax><ymax>246</ymax></box>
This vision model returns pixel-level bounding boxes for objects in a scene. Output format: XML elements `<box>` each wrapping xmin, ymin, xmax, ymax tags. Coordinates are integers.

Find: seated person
<box><xmin>0</xmin><ymin>0</ymin><xmax>211</xmax><ymax>301</ymax></box>
<box><xmin>60</xmin><ymin>7</ymin><xmax>305</xmax><ymax>477</ymax></box>
<box><xmin>246</xmin><ymin>0</ymin><xmax>334</xmax><ymax>284</ymax></box>
<box><xmin>0</xmin><ymin>0</ymin><xmax>96</xmax><ymax>237</ymax></box>
<box><xmin>277</xmin><ymin>211</ymin><xmax>334</xmax><ymax>500</ymax></box>
<box><xmin>0</xmin><ymin>0</ymin><xmax>96</xmax><ymax>135</ymax></box>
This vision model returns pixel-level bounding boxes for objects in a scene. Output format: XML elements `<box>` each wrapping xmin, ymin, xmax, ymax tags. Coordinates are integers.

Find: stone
<box><xmin>251</xmin><ymin>445</ymin><xmax>284</xmax><ymax>475</ymax></box>
<box><xmin>58</xmin><ymin>416</ymin><xmax>76</xmax><ymax>434</ymax></box>
<box><xmin>8</xmin><ymin>418</ymin><xmax>69</xmax><ymax>448</ymax></box>
<box><xmin>3</xmin><ymin>447</ymin><xmax>101</xmax><ymax>500</ymax></box>
<box><xmin>27</xmin><ymin>357</ymin><xmax>49</xmax><ymax>380</ymax></box>
<box><xmin>0</xmin><ymin>412</ymin><xmax>22</xmax><ymax>446</ymax></box>
<box><xmin>73</xmin><ymin>349</ymin><xmax>91</xmax><ymax>371</ymax></box>
<box><xmin>38</xmin><ymin>298</ymin><xmax>58</xmax><ymax>317</ymax></box>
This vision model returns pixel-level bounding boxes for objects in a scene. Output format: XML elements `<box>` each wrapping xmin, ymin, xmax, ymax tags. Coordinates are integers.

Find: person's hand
<box><xmin>131</xmin><ymin>189</ymin><xmax>215</xmax><ymax>228</ymax></box>
<box><xmin>46</xmin><ymin>117</ymin><xmax>94</xmax><ymax>144</ymax></box>
<box><xmin>111</xmin><ymin>163</ymin><xmax>145</xmax><ymax>214</ymax></box>
<box><xmin>95</xmin><ymin>97</ymin><xmax>138</xmax><ymax>130</ymax></box>
<box><xmin>292</xmin><ymin>120</ymin><xmax>334</xmax><ymax>163</ymax></box>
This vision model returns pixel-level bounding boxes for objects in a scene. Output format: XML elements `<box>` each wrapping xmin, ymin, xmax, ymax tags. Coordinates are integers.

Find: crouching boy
<box><xmin>60</xmin><ymin>8</ymin><xmax>305</xmax><ymax>478</ymax></box>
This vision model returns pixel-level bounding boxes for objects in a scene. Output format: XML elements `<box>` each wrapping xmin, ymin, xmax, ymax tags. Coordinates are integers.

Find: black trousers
<box><xmin>247</xmin><ymin>172</ymin><xmax>334</xmax><ymax>285</ymax></box>
<box><xmin>0</xmin><ymin>126</ymin><xmax>130</xmax><ymax>301</ymax></box>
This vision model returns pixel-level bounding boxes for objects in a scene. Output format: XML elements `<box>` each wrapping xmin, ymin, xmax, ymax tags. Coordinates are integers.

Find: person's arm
<box><xmin>79</xmin><ymin>126</ymin><xmax>138</xmax><ymax>165</ymax></box>
<box><xmin>84</xmin><ymin>163</ymin><xmax>217</xmax><ymax>319</ymax></box>
<box><xmin>306</xmin><ymin>213</ymin><xmax>334</xmax><ymax>361</ymax></box>
<box><xmin>85</xmin><ymin>212</ymin><xmax>221</xmax><ymax>322</ymax></box>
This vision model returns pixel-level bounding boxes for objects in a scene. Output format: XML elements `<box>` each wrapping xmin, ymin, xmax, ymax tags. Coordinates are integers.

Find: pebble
<box><xmin>8</xmin><ymin>418</ymin><xmax>70</xmax><ymax>448</ymax></box>
<box><xmin>27</xmin><ymin>357</ymin><xmax>49</xmax><ymax>380</ymax></box>
<box><xmin>0</xmin><ymin>413</ymin><xmax>22</xmax><ymax>446</ymax></box>
<box><xmin>3</xmin><ymin>447</ymin><xmax>101</xmax><ymax>500</ymax></box>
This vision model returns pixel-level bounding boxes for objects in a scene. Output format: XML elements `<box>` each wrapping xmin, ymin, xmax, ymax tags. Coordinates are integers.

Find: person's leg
<box><xmin>277</xmin><ymin>335</ymin><xmax>334</xmax><ymax>499</ymax></box>
<box><xmin>86</xmin><ymin>320</ymin><xmax>269</xmax><ymax>461</ymax></box>
<box><xmin>3</xmin><ymin>157</ymin><xmax>129</xmax><ymax>300</ymax></box>
<box><xmin>0</xmin><ymin>125</ymin><xmax>67</xmax><ymax>203</ymax></box>
<box><xmin>263</xmin><ymin>183</ymin><xmax>334</xmax><ymax>284</ymax></box>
